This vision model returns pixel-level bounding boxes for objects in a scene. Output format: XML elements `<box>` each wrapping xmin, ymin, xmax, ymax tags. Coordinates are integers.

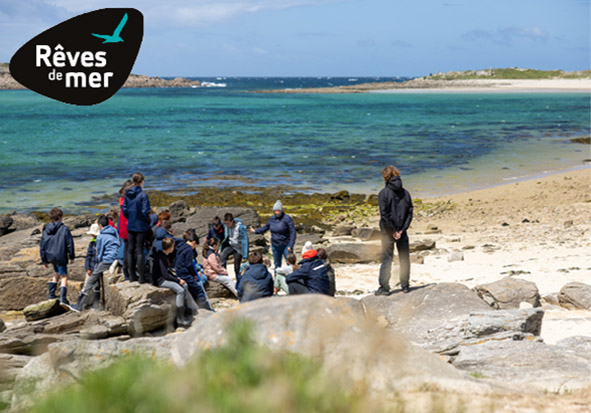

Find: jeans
<box><xmin>379</xmin><ymin>231</ymin><xmax>410</xmax><ymax>290</ymax></box>
<box><xmin>159</xmin><ymin>280</ymin><xmax>186</xmax><ymax>309</ymax></box>
<box><xmin>178</xmin><ymin>274</ymin><xmax>213</xmax><ymax>311</ymax></box>
<box><xmin>220</xmin><ymin>246</ymin><xmax>243</xmax><ymax>277</ymax></box>
<box><xmin>271</xmin><ymin>244</ymin><xmax>290</xmax><ymax>273</ymax></box>
<box><xmin>52</xmin><ymin>264</ymin><xmax>68</xmax><ymax>276</ymax></box>
<box><xmin>127</xmin><ymin>231</ymin><xmax>147</xmax><ymax>282</ymax></box>
<box><xmin>212</xmin><ymin>275</ymin><xmax>237</xmax><ymax>297</ymax></box>
<box><xmin>81</xmin><ymin>261</ymin><xmax>110</xmax><ymax>295</ymax></box>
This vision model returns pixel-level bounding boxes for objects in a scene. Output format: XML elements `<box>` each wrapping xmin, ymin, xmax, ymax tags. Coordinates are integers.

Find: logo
<box><xmin>9</xmin><ymin>8</ymin><xmax>143</xmax><ymax>106</ymax></box>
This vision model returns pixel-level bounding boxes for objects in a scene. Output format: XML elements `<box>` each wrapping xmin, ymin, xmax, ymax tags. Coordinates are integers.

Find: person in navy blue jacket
<box><xmin>40</xmin><ymin>207</ymin><xmax>75</xmax><ymax>305</ymax></box>
<box><xmin>122</xmin><ymin>172</ymin><xmax>151</xmax><ymax>284</ymax></box>
<box><xmin>237</xmin><ymin>251</ymin><xmax>273</xmax><ymax>303</ymax></box>
<box><xmin>285</xmin><ymin>246</ymin><xmax>330</xmax><ymax>296</ymax></box>
<box><xmin>72</xmin><ymin>215</ymin><xmax>120</xmax><ymax>312</ymax></box>
<box><xmin>175</xmin><ymin>229</ymin><xmax>214</xmax><ymax>312</ymax></box>
<box><xmin>84</xmin><ymin>223</ymin><xmax>101</xmax><ymax>309</ymax></box>
<box><xmin>251</xmin><ymin>200</ymin><xmax>296</xmax><ymax>273</ymax></box>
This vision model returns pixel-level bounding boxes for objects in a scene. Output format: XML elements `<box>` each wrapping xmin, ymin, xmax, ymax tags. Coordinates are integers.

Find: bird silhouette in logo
<box><xmin>91</xmin><ymin>13</ymin><xmax>128</xmax><ymax>44</ymax></box>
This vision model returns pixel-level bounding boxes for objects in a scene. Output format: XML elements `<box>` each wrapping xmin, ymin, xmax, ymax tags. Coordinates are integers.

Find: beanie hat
<box><xmin>273</xmin><ymin>200</ymin><xmax>283</xmax><ymax>212</ymax></box>
<box><xmin>301</xmin><ymin>241</ymin><xmax>314</xmax><ymax>255</ymax></box>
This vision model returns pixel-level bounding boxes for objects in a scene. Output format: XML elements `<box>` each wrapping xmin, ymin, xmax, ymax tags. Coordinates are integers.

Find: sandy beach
<box><xmin>328</xmin><ymin>167</ymin><xmax>591</xmax><ymax>344</ymax></box>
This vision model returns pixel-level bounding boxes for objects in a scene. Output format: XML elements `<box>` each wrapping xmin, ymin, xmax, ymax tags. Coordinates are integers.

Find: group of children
<box><xmin>40</xmin><ymin>172</ymin><xmax>337</xmax><ymax>327</ymax></box>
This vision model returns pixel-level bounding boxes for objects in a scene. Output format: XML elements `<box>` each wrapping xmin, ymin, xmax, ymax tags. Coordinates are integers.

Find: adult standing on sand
<box><xmin>122</xmin><ymin>172</ymin><xmax>151</xmax><ymax>284</ymax></box>
<box><xmin>376</xmin><ymin>166</ymin><xmax>413</xmax><ymax>295</ymax></box>
<box><xmin>250</xmin><ymin>200</ymin><xmax>297</xmax><ymax>272</ymax></box>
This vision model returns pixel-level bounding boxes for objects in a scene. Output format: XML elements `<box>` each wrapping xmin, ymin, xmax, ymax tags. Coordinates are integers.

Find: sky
<box><xmin>0</xmin><ymin>0</ymin><xmax>589</xmax><ymax>77</ymax></box>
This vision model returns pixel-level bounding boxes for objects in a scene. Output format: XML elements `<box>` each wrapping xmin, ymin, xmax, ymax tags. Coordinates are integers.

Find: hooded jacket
<box><xmin>40</xmin><ymin>221</ymin><xmax>75</xmax><ymax>266</ymax></box>
<box><xmin>378</xmin><ymin>176</ymin><xmax>413</xmax><ymax>234</ymax></box>
<box><xmin>118</xmin><ymin>197</ymin><xmax>129</xmax><ymax>240</ymax></box>
<box><xmin>203</xmin><ymin>248</ymin><xmax>228</xmax><ymax>280</ymax></box>
<box><xmin>151</xmin><ymin>249</ymin><xmax>180</xmax><ymax>286</ymax></box>
<box><xmin>85</xmin><ymin>240</ymin><xmax>98</xmax><ymax>272</ymax></box>
<box><xmin>237</xmin><ymin>263</ymin><xmax>273</xmax><ymax>303</ymax></box>
<box><xmin>255</xmin><ymin>212</ymin><xmax>296</xmax><ymax>249</ymax></box>
<box><xmin>96</xmin><ymin>225</ymin><xmax>120</xmax><ymax>264</ymax></box>
<box><xmin>122</xmin><ymin>185</ymin><xmax>151</xmax><ymax>233</ymax></box>
<box><xmin>227</xmin><ymin>218</ymin><xmax>249</xmax><ymax>257</ymax></box>
<box><xmin>285</xmin><ymin>253</ymin><xmax>330</xmax><ymax>295</ymax></box>
<box><xmin>174</xmin><ymin>240</ymin><xmax>198</xmax><ymax>280</ymax></box>
<box><xmin>153</xmin><ymin>226</ymin><xmax>173</xmax><ymax>253</ymax></box>
<box><xmin>206</xmin><ymin>224</ymin><xmax>229</xmax><ymax>250</ymax></box>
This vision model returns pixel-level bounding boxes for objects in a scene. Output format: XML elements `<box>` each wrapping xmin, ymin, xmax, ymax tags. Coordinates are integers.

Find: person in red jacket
<box><xmin>118</xmin><ymin>180</ymin><xmax>132</xmax><ymax>280</ymax></box>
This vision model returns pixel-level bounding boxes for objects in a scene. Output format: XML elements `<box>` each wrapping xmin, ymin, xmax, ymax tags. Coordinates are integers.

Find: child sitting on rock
<box><xmin>274</xmin><ymin>253</ymin><xmax>299</xmax><ymax>295</ymax></box>
<box><xmin>202</xmin><ymin>237</ymin><xmax>238</xmax><ymax>297</ymax></box>
<box><xmin>40</xmin><ymin>207</ymin><xmax>75</xmax><ymax>306</ymax></box>
<box><xmin>237</xmin><ymin>251</ymin><xmax>273</xmax><ymax>303</ymax></box>
<box><xmin>72</xmin><ymin>215</ymin><xmax>120</xmax><ymax>312</ymax></box>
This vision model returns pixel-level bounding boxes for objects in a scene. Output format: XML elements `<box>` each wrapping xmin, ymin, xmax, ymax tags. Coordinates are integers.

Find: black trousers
<box><xmin>220</xmin><ymin>246</ymin><xmax>243</xmax><ymax>277</ymax></box>
<box><xmin>379</xmin><ymin>230</ymin><xmax>410</xmax><ymax>290</ymax></box>
<box><xmin>127</xmin><ymin>230</ymin><xmax>147</xmax><ymax>282</ymax></box>
<box><xmin>287</xmin><ymin>279</ymin><xmax>311</xmax><ymax>295</ymax></box>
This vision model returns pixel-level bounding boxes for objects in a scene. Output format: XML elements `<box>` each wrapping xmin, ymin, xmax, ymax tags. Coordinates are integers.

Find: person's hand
<box><xmin>393</xmin><ymin>231</ymin><xmax>402</xmax><ymax>240</ymax></box>
<box><xmin>249</xmin><ymin>227</ymin><xmax>255</xmax><ymax>233</ymax></box>
<box><xmin>179</xmin><ymin>279</ymin><xmax>186</xmax><ymax>286</ymax></box>
<box><xmin>87</xmin><ymin>270</ymin><xmax>92</xmax><ymax>275</ymax></box>
<box><xmin>288</xmin><ymin>248</ymin><xmax>292</xmax><ymax>253</ymax></box>
<box><xmin>44</xmin><ymin>264</ymin><xmax>48</xmax><ymax>269</ymax></box>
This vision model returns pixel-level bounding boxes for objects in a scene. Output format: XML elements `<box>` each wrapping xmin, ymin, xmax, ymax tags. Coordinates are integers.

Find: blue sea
<box><xmin>0</xmin><ymin>77</ymin><xmax>589</xmax><ymax>213</ymax></box>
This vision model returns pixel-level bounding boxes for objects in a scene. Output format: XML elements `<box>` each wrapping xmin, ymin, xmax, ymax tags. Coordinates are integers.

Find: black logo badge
<box><xmin>10</xmin><ymin>8</ymin><xmax>143</xmax><ymax>106</ymax></box>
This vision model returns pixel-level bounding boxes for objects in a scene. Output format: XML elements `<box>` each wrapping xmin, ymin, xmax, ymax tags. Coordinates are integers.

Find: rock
<box><xmin>361</xmin><ymin>283</ymin><xmax>491</xmax><ymax>345</ymax></box>
<box><xmin>424</xmin><ymin>308</ymin><xmax>544</xmax><ymax>355</ymax></box>
<box><xmin>409</xmin><ymin>240</ymin><xmax>435</xmax><ymax>252</ymax></box>
<box><xmin>474</xmin><ymin>277</ymin><xmax>541</xmax><ymax>309</ymax></box>
<box><xmin>410</xmin><ymin>254</ymin><xmax>424</xmax><ymax>265</ymax></box>
<box><xmin>563</xmin><ymin>220</ymin><xmax>574</xmax><ymax>228</ymax></box>
<box><xmin>105</xmin><ymin>279</ymin><xmax>176</xmax><ymax>336</ymax></box>
<box><xmin>81</xmin><ymin>313</ymin><xmax>128</xmax><ymax>339</ymax></box>
<box><xmin>0</xmin><ymin>277</ymin><xmax>81</xmax><ymax>311</ymax></box>
<box><xmin>309</xmin><ymin>225</ymin><xmax>325</xmax><ymax>235</ymax></box>
<box><xmin>330</xmin><ymin>190</ymin><xmax>350</xmax><ymax>201</ymax></box>
<box><xmin>325</xmin><ymin>243</ymin><xmax>381</xmax><ymax>264</ymax></box>
<box><xmin>332</xmin><ymin>224</ymin><xmax>356</xmax><ymax>236</ymax></box>
<box><xmin>558</xmin><ymin>282</ymin><xmax>591</xmax><ymax>310</ymax></box>
<box><xmin>0</xmin><ymin>215</ymin><xmax>14</xmax><ymax>236</ymax></box>
<box><xmin>542</xmin><ymin>293</ymin><xmax>559</xmax><ymax>306</ymax></box>
<box><xmin>452</xmin><ymin>340</ymin><xmax>591</xmax><ymax>392</ymax></box>
<box><xmin>294</xmin><ymin>233</ymin><xmax>328</xmax><ymax>253</ymax></box>
<box><xmin>22</xmin><ymin>299</ymin><xmax>66</xmax><ymax>321</ymax></box>
<box><xmin>447</xmin><ymin>251</ymin><xmax>464</xmax><ymax>262</ymax></box>
<box><xmin>168</xmin><ymin>200</ymin><xmax>190</xmax><ymax>223</ymax></box>
<box><xmin>204</xmin><ymin>280</ymin><xmax>236</xmax><ymax>299</ymax></box>
<box><xmin>0</xmin><ymin>318</ymin><xmax>5</xmax><ymax>333</ymax></box>
<box><xmin>351</xmin><ymin>227</ymin><xmax>381</xmax><ymax>241</ymax></box>
<box><xmin>0</xmin><ymin>353</ymin><xmax>32</xmax><ymax>385</ymax></box>
<box><xmin>555</xmin><ymin>336</ymin><xmax>591</xmax><ymax>355</ymax></box>
<box><xmin>7</xmin><ymin>213</ymin><xmax>41</xmax><ymax>232</ymax></box>
<box><xmin>62</xmin><ymin>214</ymin><xmax>96</xmax><ymax>229</ymax></box>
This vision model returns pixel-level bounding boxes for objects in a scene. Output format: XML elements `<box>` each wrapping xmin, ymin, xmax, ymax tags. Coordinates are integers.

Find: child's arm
<box><xmin>39</xmin><ymin>230</ymin><xmax>48</xmax><ymax>266</ymax></box>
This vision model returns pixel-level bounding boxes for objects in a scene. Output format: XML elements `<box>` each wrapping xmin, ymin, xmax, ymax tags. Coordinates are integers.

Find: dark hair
<box><xmin>211</xmin><ymin>216</ymin><xmax>221</xmax><ymax>227</ymax></box>
<box><xmin>286</xmin><ymin>253</ymin><xmax>297</xmax><ymax>265</ymax></box>
<box><xmin>132</xmin><ymin>172</ymin><xmax>144</xmax><ymax>186</ymax></box>
<box><xmin>248</xmin><ymin>251</ymin><xmax>263</xmax><ymax>265</ymax></box>
<box><xmin>106</xmin><ymin>209</ymin><xmax>118</xmax><ymax>223</ymax></box>
<box><xmin>223</xmin><ymin>212</ymin><xmax>234</xmax><ymax>222</ymax></box>
<box><xmin>183</xmin><ymin>229</ymin><xmax>199</xmax><ymax>244</ymax></box>
<box><xmin>119</xmin><ymin>180</ymin><xmax>133</xmax><ymax>196</ymax></box>
<box><xmin>49</xmin><ymin>207</ymin><xmax>63</xmax><ymax>222</ymax></box>
<box><xmin>158</xmin><ymin>211</ymin><xmax>171</xmax><ymax>222</ymax></box>
<box><xmin>202</xmin><ymin>237</ymin><xmax>218</xmax><ymax>258</ymax></box>
<box><xmin>317</xmin><ymin>248</ymin><xmax>328</xmax><ymax>261</ymax></box>
<box><xmin>161</xmin><ymin>237</ymin><xmax>174</xmax><ymax>251</ymax></box>
<box><xmin>161</xmin><ymin>219</ymin><xmax>172</xmax><ymax>230</ymax></box>
<box><xmin>97</xmin><ymin>214</ymin><xmax>109</xmax><ymax>227</ymax></box>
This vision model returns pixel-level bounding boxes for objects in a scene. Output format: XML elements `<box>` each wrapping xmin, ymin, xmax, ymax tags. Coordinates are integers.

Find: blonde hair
<box><xmin>381</xmin><ymin>165</ymin><xmax>400</xmax><ymax>183</ymax></box>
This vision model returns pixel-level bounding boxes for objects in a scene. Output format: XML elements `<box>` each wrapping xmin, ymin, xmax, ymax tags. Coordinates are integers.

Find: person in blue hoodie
<box><xmin>237</xmin><ymin>251</ymin><xmax>273</xmax><ymax>303</ymax></box>
<box><xmin>175</xmin><ymin>229</ymin><xmax>214</xmax><ymax>312</ymax></box>
<box><xmin>285</xmin><ymin>246</ymin><xmax>330</xmax><ymax>296</ymax></box>
<box><xmin>251</xmin><ymin>200</ymin><xmax>296</xmax><ymax>273</ymax></box>
<box><xmin>72</xmin><ymin>215</ymin><xmax>120</xmax><ymax>312</ymax></box>
<box><xmin>220</xmin><ymin>212</ymin><xmax>249</xmax><ymax>278</ymax></box>
<box><xmin>40</xmin><ymin>207</ymin><xmax>75</xmax><ymax>306</ymax></box>
<box><xmin>122</xmin><ymin>172</ymin><xmax>151</xmax><ymax>284</ymax></box>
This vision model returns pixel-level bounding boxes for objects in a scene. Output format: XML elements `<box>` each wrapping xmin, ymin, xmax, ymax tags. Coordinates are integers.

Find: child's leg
<box><xmin>60</xmin><ymin>275</ymin><xmax>68</xmax><ymax>288</ymax></box>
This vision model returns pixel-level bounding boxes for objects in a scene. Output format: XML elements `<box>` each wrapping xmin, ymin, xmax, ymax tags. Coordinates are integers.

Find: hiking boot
<box><xmin>374</xmin><ymin>286</ymin><xmax>391</xmax><ymax>296</ymax></box>
<box><xmin>48</xmin><ymin>282</ymin><xmax>58</xmax><ymax>300</ymax></box>
<box><xmin>401</xmin><ymin>286</ymin><xmax>410</xmax><ymax>294</ymax></box>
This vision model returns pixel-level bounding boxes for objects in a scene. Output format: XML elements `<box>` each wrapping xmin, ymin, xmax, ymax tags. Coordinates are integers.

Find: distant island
<box><xmin>0</xmin><ymin>63</ymin><xmax>201</xmax><ymax>89</ymax></box>
<box><xmin>258</xmin><ymin>68</ymin><xmax>591</xmax><ymax>93</ymax></box>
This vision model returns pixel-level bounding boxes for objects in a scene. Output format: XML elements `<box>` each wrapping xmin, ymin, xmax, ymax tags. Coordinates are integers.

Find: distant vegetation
<box><xmin>427</xmin><ymin>68</ymin><xmax>591</xmax><ymax>80</ymax></box>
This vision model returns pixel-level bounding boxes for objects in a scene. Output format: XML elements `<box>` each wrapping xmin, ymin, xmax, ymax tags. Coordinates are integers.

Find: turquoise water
<box><xmin>0</xmin><ymin>79</ymin><xmax>589</xmax><ymax>212</ymax></box>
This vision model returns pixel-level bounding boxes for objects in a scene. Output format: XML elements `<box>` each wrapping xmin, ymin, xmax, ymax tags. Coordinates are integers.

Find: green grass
<box><xmin>28</xmin><ymin>321</ymin><xmax>376</xmax><ymax>413</ymax></box>
<box><xmin>429</xmin><ymin>68</ymin><xmax>591</xmax><ymax>80</ymax></box>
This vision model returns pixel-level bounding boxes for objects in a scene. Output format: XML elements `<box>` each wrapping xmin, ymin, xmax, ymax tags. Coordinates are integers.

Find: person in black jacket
<box><xmin>153</xmin><ymin>237</ymin><xmax>192</xmax><ymax>327</ymax></box>
<box><xmin>377</xmin><ymin>165</ymin><xmax>413</xmax><ymax>295</ymax></box>
<box><xmin>237</xmin><ymin>251</ymin><xmax>273</xmax><ymax>303</ymax></box>
<box><xmin>285</xmin><ymin>247</ymin><xmax>330</xmax><ymax>295</ymax></box>
<box><xmin>40</xmin><ymin>207</ymin><xmax>75</xmax><ymax>305</ymax></box>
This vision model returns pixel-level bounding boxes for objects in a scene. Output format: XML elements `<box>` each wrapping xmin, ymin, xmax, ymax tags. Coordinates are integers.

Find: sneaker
<box><xmin>374</xmin><ymin>287</ymin><xmax>391</xmax><ymax>296</ymax></box>
<box><xmin>401</xmin><ymin>286</ymin><xmax>410</xmax><ymax>294</ymax></box>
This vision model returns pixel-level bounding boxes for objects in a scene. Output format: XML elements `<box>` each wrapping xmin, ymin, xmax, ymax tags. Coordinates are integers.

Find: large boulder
<box><xmin>0</xmin><ymin>277</ymin><xmax>81</xmax><ymax>311</ymax></box>
<box><xmin>0</xmin><ymin>215</ymin><xmax>14</xmax><ymax>236</ymax></box>
<box><xmin>104</xmin><ymin>279</ymin><xmax>175</xmax><ymax>336</ymax></box>
<box><xmin>62</xmin><ymin>214</ymin><xmax>96</xmax><ymax>229</ymax></box>
<box><xmin>325</xmin><ymin>243</ymin><xmax>382</xmax><ymax>263</ymax></box>
<box><xmin>204</xmin><ymin>280</ymin><xmax>236</xmax><ymax>299</ymax></box>
<box><xmin>332</xmin><ymin>224</ymin><xmax>356</xmax><ymax>236</ymax></box>
<box><xmin>168</xmin><ymin>200</ymin><xmax>190</xmax><ymax>223</ymax></box>
<box><xmin>558</xmin><ymin>282</ymin><xmax>591</xmax><ymax>310</ymax></box>
<box><xmin>351</xmin><ymin>227</ymin><xmax>381</xmax><ymax>241</ymax></box>
<box><xmin>22</xmin><ymin>299</ymin><xmax>66</xmax><ymax>322</ymax></box>
<box><xmin>452</xmin><ymin>340</ymin><xmax>591</xmax><ymax>392</ymax></box>
<box><xmin>7</xmin><ymin>213</ymin><xmax>41</xmax><ymax>232</ymax></box>
<box><xmin>0</xmin><ymin>318</ymin><xmax>5</xmax><ymax>333</ymax></box>
<box><xmin>361</xmin><ymin>283</ymin><xmax>491</xmax><ymax>345</ymax></box>
<box><xmin>555</xmin><ymin>336</ymin><xmax>591</xmax><ymax>354</ymax></box>
<box><xmin>474</xmin><ymin>277</ymin><xmax>541</xmax><ymax>309</ymax></box>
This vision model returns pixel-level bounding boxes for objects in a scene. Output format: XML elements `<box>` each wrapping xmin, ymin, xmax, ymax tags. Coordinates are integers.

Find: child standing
<box><xmin>40</xmin><ymin>207</ymin><xmax>75</xmax><ymax>305</ymax></box>
<box><xmin>72</xmin><ymin>215</ymin><xmax>120</xmax><ymax>312</ymax></box>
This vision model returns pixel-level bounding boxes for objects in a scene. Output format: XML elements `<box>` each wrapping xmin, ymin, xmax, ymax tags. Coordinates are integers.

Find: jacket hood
<box><xmin>302</xmin><ymin>249</ymin><xmax>317</xmax><ymax>260</ymax></box>
<box><xmin>386</xmin><ymin>176</ymin><xmax>403</xmax><ymax>192</ymax></box>
<box><xmin>125</xmin><ymin>185</ymin><xmax>142</xmax><ymax>199</ymax></box>
<box><xmin>100</xmin><ymin>225</ymin><xmax>119</xmax><ymax>237</ymax></box>
<box><xmin>45</xmin><ymin>221</ymin><xmax>63</xmax><ymax>235</ymax></box>
<box><xmin>155</xmin><ymin>226</ymin><xmax>171</xmax><ymax>240</ymax></box>
<box><xmin>246</xmin><ymin>264</ymin><xmax>270</xmax><ymax>280</ymax></box>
